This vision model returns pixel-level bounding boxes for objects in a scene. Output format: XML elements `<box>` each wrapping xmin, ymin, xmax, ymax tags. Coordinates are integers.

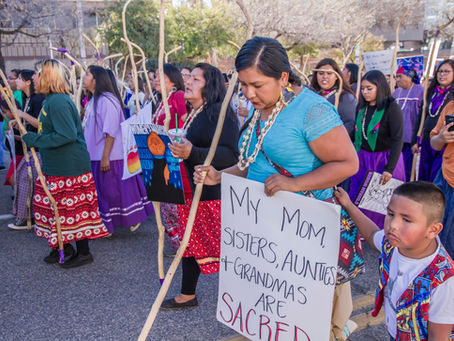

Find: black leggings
<box><xmin>75</xmin><ymin>239</ymin><xmax>90</xmax><ymax>256</ymax></box>
<box><xmin>181</xmin><ymin>257</ymin><xmax>201</xmax><ymax>295</ymax></box>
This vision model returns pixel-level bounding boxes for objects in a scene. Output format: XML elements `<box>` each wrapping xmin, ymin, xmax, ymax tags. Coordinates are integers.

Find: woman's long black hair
<box><xmin>163</xmin><ymin>63</ymin><xmax>185</xmax><ymax>91</ymax></box>
<box><xmin>358</xmin><ymin>70</ymin><xmax>393</xmax><ymax>111</ymax></box>
<box><xmin>18</xmin><ymin>69</ymin><xmax>36</xmax><ymax>107</ymax></box>
<box><xmin>345</xmin><ymin>63</ymin><xmax>359</xmax><ymax>85</ymax></box>
<box><xmin>87</xmin><ymin>65</ymin><xmax>124</xmax><ymax>119</ymax></box>
<box><xmin>193</xmin><ymin>62</ymin><xmax>237</xmax><ymax>124</ymax></box>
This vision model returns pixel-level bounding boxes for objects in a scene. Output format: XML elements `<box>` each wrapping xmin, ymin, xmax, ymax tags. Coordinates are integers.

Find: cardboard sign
<box><xmin>217</xmin><ymin>174</ymin><xmax>340</xmax><ymax>341</ymax></box>
<box><xmin>354</xmin><ymin>171</ymin><xmax>404</xmax><ymax>215</ymax></box>
<box><xmin>131</xmin><ymin>123</ymin><xmax>185</xmax><ymax>204</ymax></box>
<box><xmin>396</xmin><ymin>55</ymin><xmax>424</xmax><ymax>79</ymax></box>
<box><xmin>363</xmin><ymin>50</ymin><xmax>395</xmax><ymax>75</ymax></box>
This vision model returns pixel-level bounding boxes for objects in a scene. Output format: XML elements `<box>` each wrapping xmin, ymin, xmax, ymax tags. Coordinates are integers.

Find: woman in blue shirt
<box><xmin>195</xmin><ymin>37</ymin><xmax>359</xmax><ymax>341</ymax></box>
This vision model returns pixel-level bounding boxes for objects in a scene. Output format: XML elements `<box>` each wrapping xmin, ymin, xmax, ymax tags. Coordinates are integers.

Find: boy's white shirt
<box><xmin>373</xmin><ymin>230</ymin><xmax>454</xmax><ymax>337</ymax></box>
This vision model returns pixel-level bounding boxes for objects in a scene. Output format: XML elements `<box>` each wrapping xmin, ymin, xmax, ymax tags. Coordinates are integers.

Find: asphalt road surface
<box><xmin>0</xmin><ymin>150</ymin><xmax>388</xmax><ymax>341</ymax></box>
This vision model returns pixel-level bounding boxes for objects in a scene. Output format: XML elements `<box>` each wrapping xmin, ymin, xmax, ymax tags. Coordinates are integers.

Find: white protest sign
<box><xmin>363</xmin><ymin>50</ymin><xmax>396</xmax><ymax>75</ymax></box>
<box><xmin>354</xmin><ymin>171</ymin><xmax>404</xmax><ymax>215</ymax></box>
<box><xmin>217</xmin><ymin>174</ymin><xmax>340</xmax><ymax>341</ymax></box>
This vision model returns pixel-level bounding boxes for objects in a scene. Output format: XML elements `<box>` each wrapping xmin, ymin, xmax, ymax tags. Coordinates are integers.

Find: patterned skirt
<box><xmin>176</xmin><ymin>166</ymin><xmax>221</xmax><ymax>275</ymax></box>
<box><xmin>33</xmin><ymin>172</ymin><xmax>109</xmax><ymax>248</ymax></box>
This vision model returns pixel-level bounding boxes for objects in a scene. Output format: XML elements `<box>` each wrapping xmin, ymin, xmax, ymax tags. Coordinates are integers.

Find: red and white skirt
<box><xmin>33</xmin><ymin>172</ymin><xmax>109</xmax><ymax>248</ymax></box>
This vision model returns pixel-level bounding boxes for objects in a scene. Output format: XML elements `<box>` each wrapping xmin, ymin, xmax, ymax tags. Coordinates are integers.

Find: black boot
<box><xmin>43</xmin><ymin>244</ymin><xmax>75</xmax><ymax>264</ymax></box>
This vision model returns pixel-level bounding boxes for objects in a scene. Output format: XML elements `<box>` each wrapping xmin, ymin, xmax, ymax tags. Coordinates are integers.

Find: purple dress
<box><xmin>393</xmin><ymin>84</ymin><xmax>424</xmax><ymax>181</ymax></box>
<box><xmin>84</xmin><ymin>93</ymin><xmax>153</xmax><ymax>233</ymax></box>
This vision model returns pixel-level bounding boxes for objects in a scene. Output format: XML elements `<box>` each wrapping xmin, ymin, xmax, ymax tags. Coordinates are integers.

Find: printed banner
<box><xmin>131</xmin><ymin>123</ymin><xmax>185</xmax><ymax>204</ymax></box>
<box><xmin>363</xmin><ymin>50</ymin><xmax>395</xmax><ymax>75</ymax></box>
<box><xmin>354</xmin><ymin>171</ymin><xmax>404</xmax><ymax>215</ymax></box>
<box><xmin>217</xmin><ymin>174</ymin><xmax>340</xmax><ymax>341</ymax></box>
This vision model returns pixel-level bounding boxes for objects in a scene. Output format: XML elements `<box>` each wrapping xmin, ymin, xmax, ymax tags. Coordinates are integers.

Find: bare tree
<box><xmin>239</xmin><ymin>0</ymin><xmax>424</xmax><ymax>64</ymax></box>
<box><xmin>0</xmin><ymin>0</ymin><xmax>66</xmax><ymax>71</ymax></box>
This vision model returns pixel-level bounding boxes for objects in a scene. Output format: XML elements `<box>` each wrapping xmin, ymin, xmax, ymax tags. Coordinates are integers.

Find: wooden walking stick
<box><xmin>120</xmin><ymin>55</ymin><xmax>130</xmax><ymax>98</ymax></box>
<box><xmin>101</xmin><ymin>53</ymin><xmax>123</xmax><ymax>67</ymax></box>
<box><xmin>164</xmin><ymin>46</ymin><xmax>182</xmax><ymax>63</ymax></box>
<box><xmin>82</xmin><ymin>33</ymin><xmax>102</xmax><ymax>64</ymax></box>
<box><xmin>312</xmin><ymin>68</ymin><xmax>344</xmax><ymax>109</ymax></box>
<box><xmin>389</xmin><ymin>9</ymin><xmax>409</xmax><ymax>93</ymax></box>
<box><xmin>157</xmin><ymin>0</ymin><xmax>171</xmax><ymax>131</ymax></box>
<box><xmin>290</xmin><ymin>61</ymin><xmax>310</xmax><ymax>85</ymax></box>
<box><xmin>356</xmin><ymin>60</ymin><xmax>364</xmax><ymax>101</ymax></box>
<box><xmin>138</xmin><ymin>70</ymin><xmax>240</xmax><ymax>341</ymax></box>
<box><xmin>409</xmin><ymin>27</ymin><xmax>446</xmax><ymax>181</ymax></box>
<box><xmin>227</xmin><ymin>40</ymin><xmax>241</xmax><ymax>50</ymax></box>
<box><xmin>301</xmin><ymin>54</ymin><xmax>309</xmax><ymax>76</ymax></box>
<box><xmin>122</xmin><ymin>0</ymin><xmax>142</xmax><ymax>114</ymax></box>
<box><xmin>0</xmin><ymin>71</ymin><xmax>66</xmax><ymax>262</ymax></box>
<box><xmin>126</xmin><ymin>41</ymin><xmax>156</xmax><ymax>106</ymax></box>
<box><xmin>50</xmin><ymin>47</ymin><xmax>86</xmax><ymax>72</ymax></box>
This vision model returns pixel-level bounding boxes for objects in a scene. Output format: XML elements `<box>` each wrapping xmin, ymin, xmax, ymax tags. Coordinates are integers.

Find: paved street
<box><xmin>0</xmin><ymin>151</ymin><xmax>388</xmax><ymax>341</ymax></box>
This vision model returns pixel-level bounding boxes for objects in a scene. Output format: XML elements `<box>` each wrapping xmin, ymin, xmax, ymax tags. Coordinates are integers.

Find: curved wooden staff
<box><xmin>50</xmin><ymin>47</ymin><xmax>86</xmax><ymax>71</ymax></box>
<box><xmin>410</xmin><ymin>30</ymin><xmax>443</xmax><ymax>181</ymax></box>
<box><xmin>120</xmin><ymin>55</ymin><xmax>130</xmax><ymax>98</ymax></box>
<box><xmin>0</xmin><ymin>71</ymin><xmax>65</xmax><ymax>262</ymax></box>
<box><xmin>312</xmin><ymin>68</ymin><xmax>344</xmax><ymax>109</ymax></box>
<box><xmin>114</xmin><ymin>56</ymin><xmax>125</xmax><ymax>76</ymax></box>
<box><xmin>128</xmin><ymin>41</ymin><xmax>157</xmax><ymax>107</ymax></box>
<box><xmin>101</xmin><ymin>53</ymin><xmax>123</xmax><ymax>68</ymax></box>
<box><xmin>82</xmin><ymin>33</ymin><xmax>101</xmax><ymax>64</ymax></box>
<box><xmin>301</xmin><ymin>55</ymin><xmax>310</xmax><ymax>75</ymax></box>
<box><xmin>164</xmin><ymin>46</ymin><xmax>182</xmax><ymax>63</ymax></box>
<box><xmin>227</xmin><ymin>40</ymin><xmax>241</xmax><ymax>50</ymax></box>
<box><xmin>389</xmin><ymin>9</ymin><xmax>409</xmax><ymax>92</ymax></box>
<box><xmin>122</xmin><ymin>0</ymin><xmax>142</xmax><ymax>113</ymax></box>
<box><xmin>290</xmin><ymin>61</ymin><xmax>310</xmax><ymax>85</ymax></box>
<box><xmin>158</xmin><ymin>0</ymin><xmax>172</xmax><ymax>131</ymax></box>
<box><xmin>138</xmin><ymin>70</ymin><xmax>240</xmax><ymax>341</ymax></box>
<box><xmin>356</xmin><ymin>60</ymin><xmax>364</xmax><ymax>101</ymax></box>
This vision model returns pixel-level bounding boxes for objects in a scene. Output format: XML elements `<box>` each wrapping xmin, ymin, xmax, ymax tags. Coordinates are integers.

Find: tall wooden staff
<box><xmin>0</xmin><ymin>70</ymin><xmax>66</xmax><ymax>262</ymax></box>
<box><xmin>164</xmin><ymin>46</ymin><xmax>182</xmax><ymax>63</ymax></box>
<box><xmin>50</xmin><ymin>47</ymin><xmax>86</xmax><ymax>114</ymax></box>
<box><xmin>122</xmin><ymin>0</ymin><xmax>142</xmax><ymax>113</ymax></box>
<box><xmin>158</xmin><ymin>0</ymin><xmax>172</xmax><ymax>131</ymax></box>
<box><xmin>82</xmin><ymin>33</ymin><xmax>102</xmax><ymax>65</ymax></box>
<box><xmin>101</xmin><ymin>53</ymin><xmax>123</xmax><ymax>68</ymax></box>
<box><xmin>119</xmin><ymin>55</ymin><xmax>130</xmax><ymax>98</ymax></box>
<box><xmin>290</xmin><ymin>61</ymin><xmax>310</xmax><ymax>85</ymax></box>
<box><xmin>389</xmin><ymin>9</ymin><xmax>409</xmax><ymax>93</ymax></box>
<box><xmin>410</xmin><ymin>18</ymin><xmax>454</xmax><ymax>181</ymax></box>
<box><xmin>356</xmin><ymin>60</ymin><xmax>364</xmax><ymax>101</ymax></box>
<box><xmin>138</xmin><ymin>1</ymin><xmax>253</xmax><ymax>339</ymax></box>
<box><xmin>312</xmin><ymin>68</ymin><xmax>344</xmax><ymax>109</ymax></box>
<box><xmin>121</xmin><ymin>39</ymin><xmax>157</xmax><ymax>107</ymax></box>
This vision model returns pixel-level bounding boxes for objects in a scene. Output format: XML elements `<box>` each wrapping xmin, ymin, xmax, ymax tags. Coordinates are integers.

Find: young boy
<box><xmin>334</xmin><ymin>181</ymin><xmax>454</xmax><ymax>340</ymax></box>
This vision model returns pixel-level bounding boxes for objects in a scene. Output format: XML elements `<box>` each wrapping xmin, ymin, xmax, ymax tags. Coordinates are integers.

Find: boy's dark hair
<box><xmin>393</xmin><ymin>181</ymin><xmax>446</xmax><ymax>225</ymax></box>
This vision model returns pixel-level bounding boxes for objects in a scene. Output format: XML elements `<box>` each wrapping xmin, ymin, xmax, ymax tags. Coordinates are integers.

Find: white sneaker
<box><xmin>130</xmin><ymin>222</ymin><xmax>141</xmax><ymax>232</ymax></box>
<box><xmin>8</xmin><ymin>219</ymin><xmax>30</xmax><ymax>230</ymax></box>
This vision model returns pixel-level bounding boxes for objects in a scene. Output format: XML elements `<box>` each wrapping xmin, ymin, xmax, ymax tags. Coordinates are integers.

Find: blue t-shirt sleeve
<box><xmin>303</xmin><ymin>102</ymin><xmax>343</xmax><ymax>142</ymax></box>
